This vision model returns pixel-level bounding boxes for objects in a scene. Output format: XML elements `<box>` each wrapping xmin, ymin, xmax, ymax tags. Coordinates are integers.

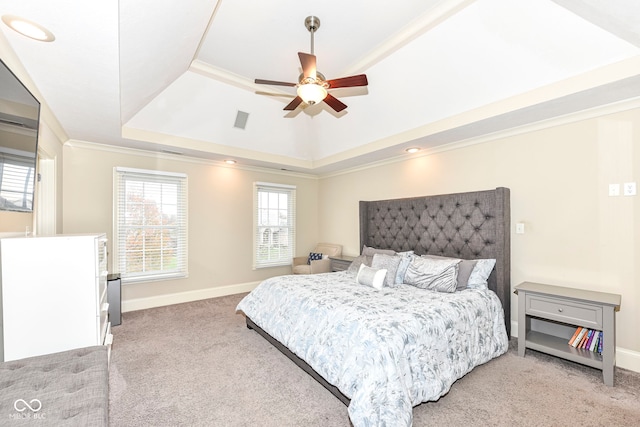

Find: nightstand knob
<box><xmin>557</xmin><ymin>308</ymin><xmax>563</xmax><ymax>312</ymax></box>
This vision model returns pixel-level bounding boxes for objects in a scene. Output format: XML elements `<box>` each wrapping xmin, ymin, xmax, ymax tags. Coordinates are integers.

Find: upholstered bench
<box><xmin>0</xmin><ymin>346</ymin><xmax>108</xmax><ymax>426</ymax></box>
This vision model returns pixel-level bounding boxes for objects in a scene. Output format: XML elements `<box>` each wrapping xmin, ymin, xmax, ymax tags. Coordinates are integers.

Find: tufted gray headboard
<box><xmin>359</xmin><ymin>187</ymin><xmax>511</xmax><ymax>336</ymax></box>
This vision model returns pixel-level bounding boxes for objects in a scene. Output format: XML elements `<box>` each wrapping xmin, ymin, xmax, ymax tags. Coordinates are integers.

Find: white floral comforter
<box><xmin>236</xmin><ymin>270</ymin><xmax>508</xmax><ymax>427</ymax></box>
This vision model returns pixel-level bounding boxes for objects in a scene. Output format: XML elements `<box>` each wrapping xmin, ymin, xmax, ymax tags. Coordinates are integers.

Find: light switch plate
<box><xmin>623</xmin><ymin>182</ymin><xmax>636</xmax><ymax>196</ymax></box>
<box><xmin>609</xmin><ymin>184</ymin><xmax>620</xmax><ymax>196</ymax></box>
<box><xmin>516</xmin><ymin>222</ymin><xmax>525</xmax><ymax>234</ymax></box>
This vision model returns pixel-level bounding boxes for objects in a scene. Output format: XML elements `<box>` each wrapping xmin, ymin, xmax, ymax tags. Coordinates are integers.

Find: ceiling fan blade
<box><xmin>283</xmin><ymin>96</ymin><xmax>303</xmax><ymax>111</ymax></box>
<box><xmin>323</xmin><ymin>93</ymin><xmax>347</xmax><ymax>112</ymax></box>
<box><xmin>298</xmin><ymin>52</ymin><xmax>317</xmax><ymax>79</ymax></box>
<box><xmin>326</xmin><ymin>74</ymin><xmax>368</xmax><ymax>89</ymax></box>
<box><xmin>255</xmin><ymin>79</ymin><xmax>296</xmax><ymax>87</ymax></box>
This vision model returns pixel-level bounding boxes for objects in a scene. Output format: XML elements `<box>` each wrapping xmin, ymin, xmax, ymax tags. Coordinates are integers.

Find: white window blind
<box><xmin>114</xmin><ymin>167</ymin><xmax>188</xmax><ymax>282</ymax></box>
<box><xmin>0</xmin><ymin>153</ymin><xmax>35</xmax><ymax>212</ymax></box>
<box><xmin>253</xmin><ymin>182</ymin><xmax>296</xmax><ymax>269</ymax></box>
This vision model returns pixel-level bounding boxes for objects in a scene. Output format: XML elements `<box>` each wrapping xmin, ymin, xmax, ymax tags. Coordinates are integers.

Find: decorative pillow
<box><xmin>404</xmin><ymin>256</ymin><xmax>460</xmax><ymax>293</ymax></box>
<box><xmin>467</xmin><ymin>259</ymin><xmax>496</xmax><ymax>290</ymax></box>
<box><xmin>422</xmin><ymin>255</ymin><xmax>478</xmax><ymax>291</ymax></box>
<box><xmin>347</xmin><ymin>254</ymin><xmax>373</xmax><ymax>272</ymax></box>
<box><xmin>371</xmin><ymin>254</ymin><xmax>402</xmax><ymax>288</ymax></box>
<box><xmin>362</xmin><ymin>245</ymin><xmax>396</xmax><ymax>257</ymax></box>
<box><xmin>356</xmin><ymin>264</ymin><xmax>387</xmax><ymax>290</ymax></box>
<box><xmin>394</xmin><ymin>251</ymin><xmax>415</xmax><ymax>284</ymax></box>
<box><xmin>307</xmin><ymin>252</ymin><xmax>323</xmax><ymax>265</ymax></box>
<box><xmin>396</xmin><ymin>250</ymin><xmax>414</xmax><ymax>256</ymax></box>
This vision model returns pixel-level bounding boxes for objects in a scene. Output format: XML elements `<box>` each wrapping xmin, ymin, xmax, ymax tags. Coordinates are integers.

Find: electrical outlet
<box><xmin>623</xmin><ymin>182</ymin><xmax>636</xmax><ymax>196</ymax></box>
<box><xmin>609</xmin><ymin>184</ymin><xmax>620</xmax><ymax>197</ymax></box>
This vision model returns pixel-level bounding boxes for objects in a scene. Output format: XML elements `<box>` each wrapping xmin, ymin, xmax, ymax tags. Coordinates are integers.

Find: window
<box><xmin>114</xmin><ymin>167</ymin><xmax>188</xmax><ymax>282</ymax></box>
<box><xmin>0</xmin><ymin>152</ymin><xmax>35</xmax><ymax>212</ymax></box>
<box><xmin>253</xmin><ymin>182</ymin><xmax>296</xmax><ymax>268</ymax></box>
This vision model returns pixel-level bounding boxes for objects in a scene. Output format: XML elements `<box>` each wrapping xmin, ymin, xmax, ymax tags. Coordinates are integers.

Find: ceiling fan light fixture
<box><xmin>254</xmin><ymin>15</ymin><xmax>368</xmax><ymax>113</ymax></box>
<box><xmin>297</xmin><ymin>83</ymin><xmax>327</xmax><ymax>105</ymax></box>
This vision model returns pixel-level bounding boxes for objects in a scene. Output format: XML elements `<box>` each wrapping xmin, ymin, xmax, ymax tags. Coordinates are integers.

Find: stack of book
<box><xmin>568</xmin><ymin>327</ymin><xmax>602</xmax><ymax>353</ymax></box>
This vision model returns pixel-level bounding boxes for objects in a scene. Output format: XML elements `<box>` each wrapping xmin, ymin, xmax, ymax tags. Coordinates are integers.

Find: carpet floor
<box><xmin>109</xmin><ymin>293</ymin><xmax>640</xmax><ymax>426</ymax></box>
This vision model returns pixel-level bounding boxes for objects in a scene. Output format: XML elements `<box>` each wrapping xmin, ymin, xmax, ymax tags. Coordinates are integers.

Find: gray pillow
<box><xmin>347</xmin><ymin>254</ymin><xmax>373</xmax><ymax>272</ymax></box>
<box><xmin>371</xmin><ymin>254</ymin><xmax>402</xmax><ymax>288</ymax></box>
<box><xmin>404</xmin><ymin>256</ymin><xmax>460</xmax><ymax>293</ymax></box>
<box><xmin>422</xmin><ymin>255</ymin><xmax>478</xmax><ymax>291</ymax></box>
<box><xmin>362</xmin><ymin>245</ymin><xmax>396</xmax><ymax>257</ymax></box>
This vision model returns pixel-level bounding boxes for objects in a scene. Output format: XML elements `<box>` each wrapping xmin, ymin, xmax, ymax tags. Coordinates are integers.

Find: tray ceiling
<box><xmin>1</xmin><ymin>0</ymin><xmax>639</xmax><ymax>174</ymax></box>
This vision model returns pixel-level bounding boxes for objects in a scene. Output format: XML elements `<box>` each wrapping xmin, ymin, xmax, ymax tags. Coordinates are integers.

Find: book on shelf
<box><xmin>579</xmin><ymin>329</ymin><xmax>591</xmax><ymax>348</ymax></box>
<box><xmin>597</xmin><ymin>331</ymin><xmax>603</xmax><ymax>353</ymax></box>
<box><xmin>571</xmin><ymin>327</ymin><xmax>588</xmax><ymax>348</ymax></box>
<box><xmin>578</xmin><ymin>329</ymin><xmax>592</xmax><ymax>348</ymax></box>
<box><xmin>568</xmin><ymin>327</ymin><xmax>582</xmax><ymax>346</ymax></box>
<box><xmin>567</xmin><ymin>327</ymin><xmax>603</xmax><ymax>353</ymax></box>
<box><xmin>585</xmin><ymin>330</ymin><xmax>593</xmax><ymax>349</ymax></box>
<box><xmin>589</xmin><ymin>331</ymin><xmax>599</xmax><ymax>352</ymax></box>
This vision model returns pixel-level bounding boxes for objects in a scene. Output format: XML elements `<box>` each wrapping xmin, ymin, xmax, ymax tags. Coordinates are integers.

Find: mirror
<box><xmin>0</xmin><ymin>58</ymin><xmax>40</xmax><ymax>212</ymax></box>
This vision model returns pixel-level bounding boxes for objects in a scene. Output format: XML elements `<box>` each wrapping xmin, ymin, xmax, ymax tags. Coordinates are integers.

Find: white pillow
<box><xmin>467</xmin><ymin>259</ymin><xmax>496</xmax><ymax>290</ymax></box>
<box><xmin>356</xmin><ymin>264</ymin><xmax>387</xmax><ymax>290</ymax></box>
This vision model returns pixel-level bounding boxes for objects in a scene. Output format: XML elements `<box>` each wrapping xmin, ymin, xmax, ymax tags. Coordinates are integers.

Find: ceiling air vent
<box><xmin>234</xmin><ymin>110</ymin><xmax>249</xmax><ymax>130</ymax></box>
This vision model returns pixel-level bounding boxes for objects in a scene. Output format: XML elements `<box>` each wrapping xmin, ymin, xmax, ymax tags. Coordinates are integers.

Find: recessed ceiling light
<box><xmin>2</xmin><ymin>15</ymin><xmax>55</xmax><ymax>42</ymax></box>
<box><xmin>405</xmin><ymin>147</ymin><xmax>420</xmax><ymax>154</ymax></box>
<box><xmin>224</xmin><ymin>159</ymin><xmax>236</xmax><ymax>165</ymax></box>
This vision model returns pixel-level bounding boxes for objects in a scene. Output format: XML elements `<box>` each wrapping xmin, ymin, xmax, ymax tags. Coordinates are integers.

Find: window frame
<box><xmin>253</xmin><ymin>182</ymin><xmax>296</xmax><ymax>269</ymax></box>
<box><xmin>113</xmin><ymin>167</ymin><xmax>188</xmax><ymax>283</ymax></box>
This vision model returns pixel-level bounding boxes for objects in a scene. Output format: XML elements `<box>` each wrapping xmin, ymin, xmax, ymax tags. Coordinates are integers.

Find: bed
<box><xmin>237</xmin><ymin>187</ymin><xmax>511</xmax><ymax>426</ymax></box>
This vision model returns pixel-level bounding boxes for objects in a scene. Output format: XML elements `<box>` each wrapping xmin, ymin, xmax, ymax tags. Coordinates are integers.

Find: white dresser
<box><xmin>0</xmin><ymin>234</ymin><xmax>112</xmax><ymax>362</ymax></box>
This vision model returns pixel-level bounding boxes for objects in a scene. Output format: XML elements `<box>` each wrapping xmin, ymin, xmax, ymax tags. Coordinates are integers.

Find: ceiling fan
<box><xmin>255</xmin><ymin>16</ymin><xmax>368</xmax><ymax>113</ymax></box>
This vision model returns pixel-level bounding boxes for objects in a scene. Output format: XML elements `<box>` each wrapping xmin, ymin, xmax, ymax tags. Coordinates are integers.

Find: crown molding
<box><xmin>319</xmin><ymin>95</ymin><xmax>640</xmax><ymax>179</ymax></box>
<box><xmin>63</xmin><ymin>139</ymin><xmax>318</xmax><ymax>180</ymax></box>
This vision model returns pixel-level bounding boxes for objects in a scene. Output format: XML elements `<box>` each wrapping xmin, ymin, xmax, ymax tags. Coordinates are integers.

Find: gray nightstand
<box><xmin>515</xmin><ymin>282</ymin><xmax>621</xmax><ymax>386</ymax></box>
<box><xmin>329</xmin><ymin>255</ymin><xmax>356</xmax><ymax>272</ymax></box>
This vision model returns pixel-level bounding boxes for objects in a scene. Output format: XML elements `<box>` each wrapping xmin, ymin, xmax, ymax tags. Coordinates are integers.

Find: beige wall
<box><xmin>0</xmin><ymin>211</ymin><xmax>31</xmax><ymax>234</ymax></box>
<box><xmin>318</xmin><ymin>106</ymin><xmax>640</xmax><ymax>370</ymax></box>
<box><xmin>61</xmin><ymin>143</ymin><xmax>319</xmax><ymax>308</ymax></box>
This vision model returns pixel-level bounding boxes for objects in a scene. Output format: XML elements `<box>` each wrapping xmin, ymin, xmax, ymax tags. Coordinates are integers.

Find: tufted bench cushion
<box><xmin>0</xmin><ymin>346</ymin><xmax>108</xmax><ymax>426</ymax></box>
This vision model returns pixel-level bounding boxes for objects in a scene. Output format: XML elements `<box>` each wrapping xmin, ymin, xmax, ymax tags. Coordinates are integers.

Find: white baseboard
<box><xmin>615</xmin><ymin>347</ymin><xmax>640</xmax><ymax>374</ymax></box>
<box><xmin>510</xmin><ymin>320</ymin><xmax>640</xmax><ymax>374</ymax></box>
<box><xmin>121</xmin><ymin>281</ymin><xmax>261</xmax><ymax>313</ymax></box>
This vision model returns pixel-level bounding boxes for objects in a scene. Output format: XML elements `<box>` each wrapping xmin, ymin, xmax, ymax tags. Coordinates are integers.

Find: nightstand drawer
<box><xmin>525</xmin><ymin>294</ymin><xmax>603</xmax><ymax>329</ymax></box>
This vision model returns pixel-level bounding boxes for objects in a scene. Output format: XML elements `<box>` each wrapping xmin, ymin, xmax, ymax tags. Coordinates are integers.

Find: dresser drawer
<box><xmin>525</xmin><ymin>294</ymin><xmax>603</xmax><ymax>329</ymax></box>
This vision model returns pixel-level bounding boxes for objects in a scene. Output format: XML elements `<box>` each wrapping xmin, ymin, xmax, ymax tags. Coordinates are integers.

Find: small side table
<box><xmin>329</xmin><ymin>255</ymin><xmax>356</xmax><ymax>272</ymax></box>
<box><xmin>514</xmin><ymin>282</ymin><xmax>621</xmax><ymax>386</ymax></box>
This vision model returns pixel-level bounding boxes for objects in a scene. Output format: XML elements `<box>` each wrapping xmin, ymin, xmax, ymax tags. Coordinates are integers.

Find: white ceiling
<box><xmin>1</xmin><ymin>0</ymin><xmax>639</xmax><ymax>174</ymax></box>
